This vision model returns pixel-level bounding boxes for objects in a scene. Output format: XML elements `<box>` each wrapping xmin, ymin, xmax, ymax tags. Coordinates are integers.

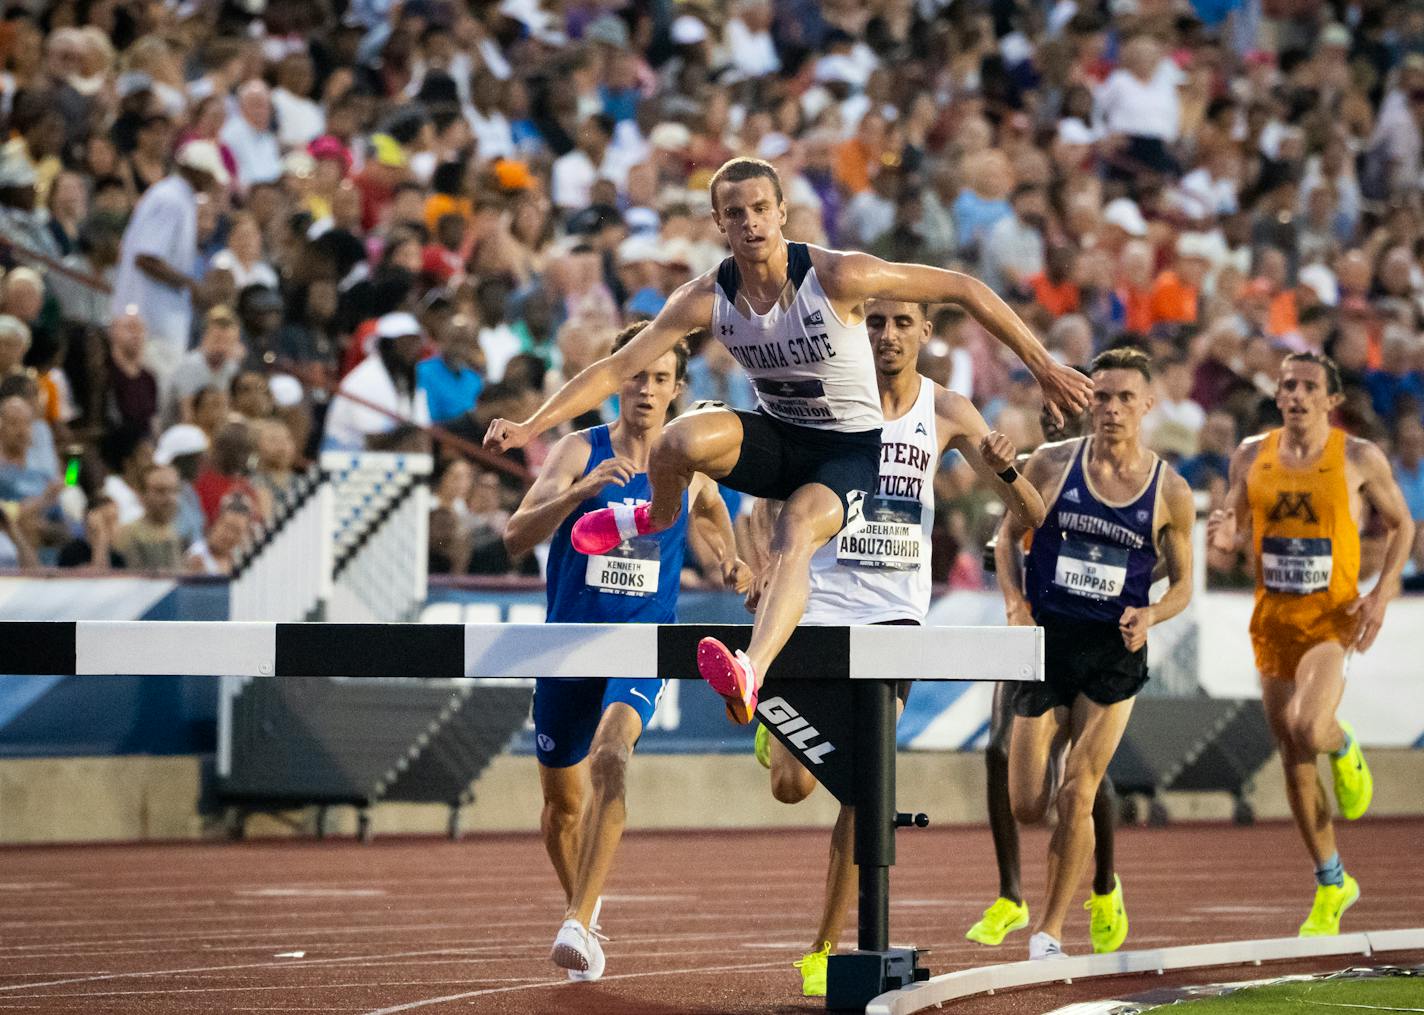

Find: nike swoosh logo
<box><xmin>629</xmin><ymin>689</ymin><xmax>652</xmax><ymax>705</ymax></box>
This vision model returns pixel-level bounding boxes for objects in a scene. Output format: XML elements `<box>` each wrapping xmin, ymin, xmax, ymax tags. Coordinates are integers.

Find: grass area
<box><xmin>1160</xmin><ymin>977</ymin><xmax>1424</xmax><ymax>1012</ymax></box>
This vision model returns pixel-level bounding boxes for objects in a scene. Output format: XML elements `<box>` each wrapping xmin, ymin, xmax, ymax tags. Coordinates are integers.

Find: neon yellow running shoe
<box><xmin>1085</xmin><ymin>875</ymin><xmax>1129</xmax><ymax>953</ymax></box>
<box><xmin>1299</xmin><ymin>874</ymin><xmax>1360</xmax><ymax>937</ymax></box>
<box><xmin>965</xmin><ymin>897</ymin><xmax>1029</xmax><ymax>946</ymax></box>
<box><xmin>1330</xmin><ymin>721</ymin><xmax>1373</xmax><ymax>820</ymax></box>
<box><xmin>754</xmin><ymin>723</ymin><xmax>771</xmax><ymax>769</ymax></box>
<box><xmin>793</xmin><ymin>941</ymin><xmax>831</xmax><ymax>997</ymax></box>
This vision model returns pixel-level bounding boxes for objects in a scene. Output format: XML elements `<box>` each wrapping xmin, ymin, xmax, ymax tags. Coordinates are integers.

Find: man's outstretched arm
<box><xmin>484</xmin><ymin>281</ymin><xmax>713</xmax><ymax>452</ymax></box>
<box><xmin>817</xmin><ymin>249</ymin><xmax>1092</xmax><ymax>426</ymax></box>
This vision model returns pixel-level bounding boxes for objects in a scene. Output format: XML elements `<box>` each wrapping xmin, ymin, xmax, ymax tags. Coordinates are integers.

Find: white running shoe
<box><xmin>1029</xmin><ymin>932</ymin><xmax>1068</xmax><ymax>960</ymax></box>
<box><xmin>566</xmin><ymin>898</ymin><xmax>604</xmax><ymax>982</ymax></box>
<box><xmin>552</xmin><ymin>917</ymin><xmax>607</xmax><ymax>981</ymax></box>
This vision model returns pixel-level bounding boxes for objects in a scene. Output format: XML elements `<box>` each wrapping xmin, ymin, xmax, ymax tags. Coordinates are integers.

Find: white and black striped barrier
<box><xmin>0</xmin><ymin>620</ymin><xmax>1043</xmax><ymax>683</ymax></box>
<box><xmin>0</xmin><ymin>619</ymin><xmax>1042</xmax><ymax>1013</ymax></box>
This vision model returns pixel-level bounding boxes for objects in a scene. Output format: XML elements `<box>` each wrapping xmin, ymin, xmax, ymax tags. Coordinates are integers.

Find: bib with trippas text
<box><xmin>1053</xmin><ymin>539</ymin><xmax>1130</xmax><ymax>600</ymax></box>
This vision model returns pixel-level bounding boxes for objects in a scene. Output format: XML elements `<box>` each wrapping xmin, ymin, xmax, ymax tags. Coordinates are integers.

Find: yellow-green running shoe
<box><xmin>754</xmin><ymin>722</ymin><xmax>771</xmax><ymax>769</ymax></box>
<box><xmin>1330</xmin><ymin>721</ymin><xmax>1373</xmax><ymax>820</ymax></box>
<box><xmin>965</xmin><ymin>897</ymin><xmax>1029</xmax><ymax>946</ymax></box>
<box><xmin>1299</xmin><ymin>874</ymin><xmax>1360</xmax><ymax>936</ymax></box>
<box><xmin>793</xmin><ymin>941</ymin><xmax>831</xmax><ymax>997</ymax></box>
<box><xmin>1085</xmin><ymin>875</ymin><xmax>1129</xmax><ymax>953</ymax></box>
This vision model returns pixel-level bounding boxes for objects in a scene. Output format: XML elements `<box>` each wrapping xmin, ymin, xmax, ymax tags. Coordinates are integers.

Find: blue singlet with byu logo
<box><xmin>534</xmin><ymin>425</ymin><xmax>688</xmax><ymax>767</ymax></box>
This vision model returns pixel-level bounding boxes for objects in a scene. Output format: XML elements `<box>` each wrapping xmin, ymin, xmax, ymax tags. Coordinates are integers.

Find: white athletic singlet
<box><xmin>804</xmin><ymin>377</ymin><xmax>937</xmax><ymax>624</ymax></box>
<box><xmin>710</xmin><ymin>242</ymin><xmax>882</xmax><ymax>433</ymax></box>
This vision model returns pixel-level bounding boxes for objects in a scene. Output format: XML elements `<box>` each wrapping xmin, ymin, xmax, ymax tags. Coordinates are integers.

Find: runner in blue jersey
<box><xmin>503</xmin><ymin>321</ymin><xmax>751</xmax><ymax>983</ymax></box>
<box><xmin>995</xmin><ymin>347</ymin><xmax>1195</xmax><ymax>960</ymax></box>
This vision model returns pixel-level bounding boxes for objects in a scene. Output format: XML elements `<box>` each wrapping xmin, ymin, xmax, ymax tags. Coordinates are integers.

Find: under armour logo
<box><xmin>1287</xmin><ymin>538</ymin><xmax>1306</xmax><ymax>554</ymax></box>
<box><xmin>1136</xmin><ymin>510</ymin><xmax>1149</xmax><ymax>523</ymax></box>
<box><xmin>1062</xmin><ymin>488</ymin><xmax>1080</xmax><ymax>503</ymax></box>
<box><xmin>914</xmin><ymin>423</ymin><xmax>928</xmax><ymax>436</ymax></box>
<box><xmin>803</xmin><ymin>309</ymin><xmax>825</xmax><ymax>327</ymax></box>
<box><xmin>779</xmin><ymin>383</ymin><xmax>796</xmax><ymax>395</ymax></box>
<box><xmin>537</xmin><ymin>734</ymin><xmax>555</xmax><ymax>752</ymax></box>
<box><xmin>720</xmin><ymin>324</ymin><xmax>734</xmax><ymax>336</ymax></box>
<box><xmin>1268</xmin><ymin>491</ymin><xmax>1318</xmax><ymax>523</ymax></box>
<box><xmin>1087</xmin><ymin>545</ymin><xmax>1104</xmax><ymax>561</ymax></box>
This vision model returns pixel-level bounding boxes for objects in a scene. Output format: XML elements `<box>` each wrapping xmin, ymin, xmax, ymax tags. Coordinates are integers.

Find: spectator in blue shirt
<box><xmin>1394</xmin><ymin>416</ymin><xmax>1424</xmax><ymax>588</ymax></box>
<box><xmin>417</xmin><ymin>314</ymin><xmax>485</xmax><ymax>424</ymax></box>
<box><xmin>1177</xmin><ymin>410</ymin><xmax>1237</xmax><ymax>507</ymax></box>
<box><xmin>1395</xmin><ymin>415</ymin><xmax>1424</xmax><ymax>523</ymax></box>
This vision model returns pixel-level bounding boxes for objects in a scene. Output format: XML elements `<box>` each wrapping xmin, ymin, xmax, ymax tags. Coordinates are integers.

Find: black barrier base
<box><xmin>825</xmin><ymin>948</ymin><xmax>928</xmax><ymax>1011</ymax></box>
<box><xmin>756</xmin><ymin>678</ymin><xmax>932</xmax><ymax>1011</ymax></box>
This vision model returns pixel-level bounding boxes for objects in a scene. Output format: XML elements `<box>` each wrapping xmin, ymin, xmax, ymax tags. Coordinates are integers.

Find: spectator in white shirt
<box><xmin>980</xmin><ymin>183</ymin><xmax>1047</xmax><ymax>296</ymax></box>
<box><xmin>186</xmin><ymin>500</ymin><xmax>250</xmax><ymax>575</ymax></box>
<box><xmin>169</xmin><ymin>303</ymin><xmax>243</xmax><ymax>425</ymax></box>
<box><xmin>209</xmin><ymin>212</ymin><xmax>280</xmax><ymax>291</ymax></box>
<box><xmin>323</xmin><ymin>312</ymin><xmax>431</xmax><ymax>450</ymax></box>
<box><xmin>220</xmin><ymin>80</ymin><xmax>283</xmax><ymax>191</ymax></box>
<box><xmin>724</xmin><ymin>0</ymin><xmax>780</xmax><ymax>80</ymax></box>
<box><xmin>1143</xmin><ymin>355</ymin><xmax>1206</xmax><ymax>459</ymax></box>
<box><xmin>476</xmin><ymin>275</ymin><xmax>521</xmax><ymax>382</ymax></box>
<box><xmin>551</xmin><ymin>114</ymin><xmax>616</xmax><ymax>213</ymax></box>
<box><xmin>1095</xmin><ymin>36</ymin><xmax>1183</xmax><ymax>176</ymax></box>
<box><xmin>464</xmin><ymin>69</ymin><xmax>515</xmax><ymax>161</ymax></box>
<box><xmin>110</xmin><ymin>141</ymin><xmax>228</xmax><ymax>373</ymax></box>
<box><xmin>271</xmin><ymin>54</ymin><xmax>325</xmax><ymax>150</ymax></box>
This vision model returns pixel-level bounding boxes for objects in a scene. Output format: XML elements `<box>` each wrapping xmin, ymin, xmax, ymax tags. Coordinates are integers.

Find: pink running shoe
<box><xmin>571</xmin><ymin>502</ymin><xmax>667</xmax><ymax>555</ymax></box>
<box><xmin>697</xmin><ymin>637</ymin><xmax>759</xmax><ymax>725</ymax></box>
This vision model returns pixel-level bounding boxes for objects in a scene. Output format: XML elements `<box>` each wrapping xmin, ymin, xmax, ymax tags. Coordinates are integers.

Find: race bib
<box><xmin>836</xmin><ymin>498</ymin><xmax>924</xmax><ymax>571</ymax></box>
<box><xmin>1054</xmin><ymin>538</ymin><xmax>1129</xmax><ymax>600</ymax></box>
<box><xmin>1261</xmin><ymin>537</ymin><xmax>1332</xmax><ymax>594</ymax></box>
<box><xmin>586</xmin><ymin>547</ymin><xmax>660</xmax><ymax>597</ymax></box>
<box><xmin>753</xmin><ymin>377</ymin><xmax>835</xmax><ymax>425</ymax></box>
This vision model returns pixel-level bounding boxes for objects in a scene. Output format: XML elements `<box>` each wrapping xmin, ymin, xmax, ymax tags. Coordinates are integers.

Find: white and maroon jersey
<box><xmin>710</xmin><ymin>242</ymin><xmax>882</xmax><ymax>433</ymax></box>
<box><xmin>804</xmin><ymin>377</ymin><xmax>937</xmax><ymax>624</ymax></box>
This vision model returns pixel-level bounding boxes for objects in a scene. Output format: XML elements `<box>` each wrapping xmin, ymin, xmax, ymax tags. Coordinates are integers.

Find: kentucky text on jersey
<box><xmin>1056</xmin><ymin>510</ymin><xmax>1147</xmax><ymax>550</ymax></box>
<box><xmin>876</xmin><ymin>442</ymin><xmax>932</xmax><ymax>499</ymax></box>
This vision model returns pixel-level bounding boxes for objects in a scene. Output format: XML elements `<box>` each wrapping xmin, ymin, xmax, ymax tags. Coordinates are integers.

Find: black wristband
<box><xmin>996</xmin><ymin>466</ymin><xmax>1020</xmax><ymax>484</ymax></box>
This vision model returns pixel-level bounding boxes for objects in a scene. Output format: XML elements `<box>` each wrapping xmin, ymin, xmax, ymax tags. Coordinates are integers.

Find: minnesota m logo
<box><xmin>1268</xmin><ymin>491</ymin><xmax>1318</xmax><ymax>523</ymax></box>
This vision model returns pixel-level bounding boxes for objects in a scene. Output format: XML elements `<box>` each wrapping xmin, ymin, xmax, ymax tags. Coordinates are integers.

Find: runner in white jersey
<box><xmin>744</xmin><ymin>299</ymin><xmax>1047</xmax><ymax>998</ymax></box>
<box><xmin>485</xmin><ymin>159</ymin><xmax>1091</xmax><ymax>728</ymax></box>
<box><xmin>802</xmin><ymin>368</ymin><xmax>937</xmax><ymax>625</ymax></box>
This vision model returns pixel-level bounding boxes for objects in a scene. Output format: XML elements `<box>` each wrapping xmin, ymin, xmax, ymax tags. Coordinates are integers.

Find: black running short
<box><xmin>1012</xmin><ymin>612</ymin><xmax>1148</xmax><ymax>718</ymax></box>
<box><xmin>719</xmin><ymin>408</ymin><xmax>880</xmax><ymax>528</ymax></box>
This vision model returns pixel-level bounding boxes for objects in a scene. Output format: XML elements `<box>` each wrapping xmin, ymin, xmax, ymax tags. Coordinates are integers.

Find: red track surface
<box><xmin>0</xmin><ymin>819</ymin><xmax>1420</xmax><ymax>1015</ymax></box>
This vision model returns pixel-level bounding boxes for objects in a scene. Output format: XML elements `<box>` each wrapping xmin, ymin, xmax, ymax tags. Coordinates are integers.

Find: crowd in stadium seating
<box><xmin>0</xmin><ymin>0</ymin><xmax>1423</xmax><ymax>588</ymax></box>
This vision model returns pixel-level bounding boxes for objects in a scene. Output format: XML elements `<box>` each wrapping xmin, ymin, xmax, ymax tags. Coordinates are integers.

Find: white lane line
<box><xmin>361</xmin><ymin>959</ymin><xmax>790</xmax><ymax>1015</ymax></box>
<box><xmin>0</xmin><ymin>929</ymin><xmax>791</xmax><ymax>994</ymax></box>
<box><xmin>238</xmin><ymin>889</ymin><xmax>388</xmax><ymax>898</ymax></box>
<box><xmin>0</xmin><ymin>978</ymin><xmax>569</xmax><ymax>1000</ymax></box>
<box><xmin>0</xmin><ymin>948</ymin><xmax>514</xmax><ymax>993</ymax></box>
<box><xmin>598</xmin><ymin>894</ymin><xmax>696</xmax><ymax>903</ymax></box>
<box><xmin>0</xmin><ymin>911</ymin><xmax>825</xmax><ymax>957</ymax></box>
<box><xmin>0</xmin><ymin>884</ymin><xmax>69</xmax><ymax>891</ymax></box>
